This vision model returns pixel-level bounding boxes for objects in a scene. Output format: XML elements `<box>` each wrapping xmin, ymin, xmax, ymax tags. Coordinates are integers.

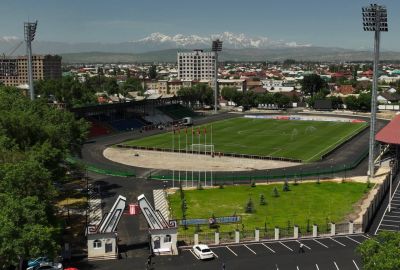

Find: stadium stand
<box><xmin>108</xmin><ymin>117</ymin><xmax>145</xmax><ymax>131</ymax></box>
<box><xmin>88</xmin><ymin>120</ymin><xmax>112</xmax><ymax>138</ymax></box>
<box><xmin>144</xmin><ymin>109</ymin><xmax>174</xmax><ymax>125</ymax></box>
<box><xmin>157</xmin><ymin>104</ymin><xmax>197</xmax><ymax>120</ymax></box>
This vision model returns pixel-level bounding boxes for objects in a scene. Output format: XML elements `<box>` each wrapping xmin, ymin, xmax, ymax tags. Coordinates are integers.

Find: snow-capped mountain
<box><xmin>133</xmin><ymin>32</ymin><xmax>312</xmax><ymax>51</ymax></box>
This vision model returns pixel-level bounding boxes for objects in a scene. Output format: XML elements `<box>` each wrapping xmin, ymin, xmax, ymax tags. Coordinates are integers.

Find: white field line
<box><xmin>212</xmin><ymin>251</ymin><xmax>219</xmax><ymax>258</ymax></box>
<box><xmin>225</xmin><ymin>246</ymin><xmax>238</xmax><ymax>256</ymax></box>
<box><xmin>189</xmin><ymin>249</ymin><xmax>199</xmax><ymax>259</ymax></box>
<box><xmin>279</xmin><ymin>242</ymin><xmax>293</xmax><ymax>251</ymax></box>
<box><xmin>304</xmin><ymin>123</ymin><xmax>367</xmax><ymax>162</ymax></box>
<box><xmin>244</xmin><ymin>244</ymin><xmax>257</xmax><ymax>254</ymax></box>
<box><xmin>375</xmin><ymin>176</ymin><xmax>400</xmax><ymax>235</ymax></box>
<box><xmin>297</xmin><ymin>266</ymin><xmax>300</xmax><ymax>270</ymax></box>
<box><xmin>315</xmin><ymin>264</ymin><xmax>320</xmax><ymax>270</ymax></box>
<box><xmin>330</xmin><ymin>237</ymin><xmax>346</xmax><ymax>247</ymax></box>
<box><xmin>261</xmin><ymin>243</ymin><xmax>276</xmax><ymax>253</ymax></box>
<box><xmin>353</xmin><ymin>260</ymin><xmax>360</xmax><ymax>270</ymax></box>
<box><xmin>313</xmin><ymin>239</ymin><xmax>329</xmax><ymax>248</ymax></box>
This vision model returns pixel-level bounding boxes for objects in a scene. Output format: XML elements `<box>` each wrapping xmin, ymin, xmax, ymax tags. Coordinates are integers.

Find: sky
<box><xmin>1</xmin><ymin>0</ymin><xmax>400</xmax><ymax>50</ymax></box>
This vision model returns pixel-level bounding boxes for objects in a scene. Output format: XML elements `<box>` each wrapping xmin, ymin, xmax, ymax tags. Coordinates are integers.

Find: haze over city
<box><xmin>1</xmin><ymin>0</ymin><xmax>400</xmax><ymax>51</ymax></box>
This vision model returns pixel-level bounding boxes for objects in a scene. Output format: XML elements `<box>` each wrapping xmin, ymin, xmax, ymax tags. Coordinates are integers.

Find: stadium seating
<box><xmin>157</xmin><ymin>104</ymin><xmax>197</xmax><ymax>120</ymax></box>
<box><xmin>107</xmin><ymin>118</ymin><xmax>145</xmax><ymax>131</ymax></box>
<box><xmin>88</xmin><ymin>120</ymin><xmax>112</xmax><ymax>138</ymax></box>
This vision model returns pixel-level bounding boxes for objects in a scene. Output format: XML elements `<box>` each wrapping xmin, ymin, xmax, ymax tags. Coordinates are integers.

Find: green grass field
<box><xmin>123</xmin><ymin>118</ymin><xmax>367</xmax><ymax>162</ymax></box>
<box><xmin>169</xmin><ymin>182</ymin><xmax>368</xmax><ymax>233</ymax></box>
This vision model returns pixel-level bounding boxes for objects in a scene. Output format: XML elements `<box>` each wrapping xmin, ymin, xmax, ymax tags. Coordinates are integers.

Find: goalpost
<box><xmin>189</xmin><ymin>144</ymin><xmax>215</xmax><ymax>155</ymax></box>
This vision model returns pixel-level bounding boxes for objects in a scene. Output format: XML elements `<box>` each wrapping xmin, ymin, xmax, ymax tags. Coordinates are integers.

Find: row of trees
<box><xmin>35</xmin><ymin>76</ymin><xmax>145</xmax><ymax>108</ymax></box>
<box><xmin>177</xmin><ymin>84</ymin><xmax>213</xmax><ymax>107</ymax></box>
<box><xmin>0</xmin><ymin>86</ymin><xmax>88</xmax><ymax>268</ymax></box>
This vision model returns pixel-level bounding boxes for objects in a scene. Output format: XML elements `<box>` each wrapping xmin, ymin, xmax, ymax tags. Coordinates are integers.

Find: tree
<box><xmin>121</xmin><ymin>77</ymin><xmax>143</xmax><ymax>96</ymax></box>
<box><xmin>221</xmin><ymin>87</ymin><xmax>237</xmax><ymax>101</ymax></box>
<box><xmin>301</xmin><ymin>74</ymin><xmax>327</xmax><ymax>97</ymax></box>
<box><xmin>344</xmin><ymin>95</ymin><xmax>360</xmax><ymax>111</ymax></box>
<box><xmin>273</xmin><ymin>187</ymin><xmax>279</xmax><ymax>197</ymax></box>
<box><xmin>259</xmin><ymin>194</ymin><xmax>266</xmax><ymax>205</ymax></box>
<box><xmin>357</xmin><ymin>231</ymin><xmax>400</xmax><ymax>270</ymax></box>
<box><xmin>245</xmin><ymin>197</ymin><xmax>254</xmax><ymax>213</ymax></box>
<box><xmin>283</xmin><ymin>180</ymin><xmax>290</xmax><ymax>192</ymax></box>
<box><xmin>149</xmin><ymin>65</ymin><xmax>157</xmax><ymax>80</ymax></box>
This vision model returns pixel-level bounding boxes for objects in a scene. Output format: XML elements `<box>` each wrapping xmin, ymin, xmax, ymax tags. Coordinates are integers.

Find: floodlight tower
<box><xmin>212</xmin><ymin>39</ymin><xmax>222</xmax><ymax>114</ymax></box>
<box><xmin>24</xmin><ymin>20</ymin><xmax>38</xmax><ymax>100</ymax></box>
<box><xmin>362</xmin><ymin>4</ymin><xmax>388</xmax><ymax>179</ymax></box>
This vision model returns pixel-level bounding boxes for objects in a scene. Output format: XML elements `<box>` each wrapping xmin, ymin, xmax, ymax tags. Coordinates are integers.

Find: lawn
<box><xmin>168</xmin><ymin>182</ymin><xmax>368</xmax><ymax>233</ymax></box>
<box><xmin>123</xmin><ymin>118</ymin><xmax>367</xmax><ymax>162</ymax></box>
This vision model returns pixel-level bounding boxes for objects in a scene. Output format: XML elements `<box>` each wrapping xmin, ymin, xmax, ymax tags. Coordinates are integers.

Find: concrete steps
<box><xmin>153</xmin><ymin>189</ymin><xmax>170</xmax><ymax>221</ymax></box>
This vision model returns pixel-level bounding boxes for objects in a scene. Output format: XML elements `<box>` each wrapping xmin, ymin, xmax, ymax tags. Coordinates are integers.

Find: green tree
<box><xmin>273</xmin><ymin>187</ymin><xmax>280</xmax><ymax>197</ymax></box>
<box><xmin>301</xmin><ymin>74</ymin><xmax>327</xmax><ymax>96</ymax></box>
<box><xmin>344</xmin><ymin>95</ymin><xmax>360</xmax><ymax>111</ymax></box>
<box><xmin>221</xmin><ymin>87</ymin><xmax>237</xmax><ymax>101</ymax></box>
<box><xmin>357</xmin><ymin>231</ymin><xmax>400</xmax><ymax>270</ymax></box>
<box><xmin>283</xmin><ymin>180</ymin><xmax>290</xmax><ymax>192</ymax></box>
<box><xmin>245</xmin><ymin>197</ymin><xmax>254</xmax><ymax>213</ymax></box>
<box><xmin>149</xmin><ymin>65</ymin><xmax>157</xmax><ymax>80</ymax></box>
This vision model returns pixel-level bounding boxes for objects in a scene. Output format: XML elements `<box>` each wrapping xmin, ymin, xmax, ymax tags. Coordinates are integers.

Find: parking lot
<box><xmin>150</xmin><ymin>234</ymin><xmax>368</xmax><ymax>270</ymax></box>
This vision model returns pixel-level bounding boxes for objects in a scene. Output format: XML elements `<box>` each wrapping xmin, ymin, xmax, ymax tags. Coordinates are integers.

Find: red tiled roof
<box><xmin>376</xmin><ymin>115</ymin><xmax>400</xmax><ymax>145</ymax></box>
<box><xmin>336</xmin><ymin>85</ymin><xmax>355</xmax><ymax>95</ymax></box>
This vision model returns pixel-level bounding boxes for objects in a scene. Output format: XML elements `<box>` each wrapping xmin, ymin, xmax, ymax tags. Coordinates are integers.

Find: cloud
<box><xmin>0</xmin><ymin>36</ymin><xmax>20</xmax><ymax>42</ymax></box>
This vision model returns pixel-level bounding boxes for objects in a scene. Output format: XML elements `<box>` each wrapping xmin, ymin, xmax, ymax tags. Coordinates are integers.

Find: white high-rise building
<box><xmin>177</xmin><ymin>50</ymin><xmax>216</xmax><ymax>81</ymax></box>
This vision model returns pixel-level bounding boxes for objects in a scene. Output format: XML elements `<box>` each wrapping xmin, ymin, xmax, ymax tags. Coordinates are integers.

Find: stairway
<box><xmin>153</xmin><ymin>189</ymin><xmax>170</xmax><ymax>221</ymax></box>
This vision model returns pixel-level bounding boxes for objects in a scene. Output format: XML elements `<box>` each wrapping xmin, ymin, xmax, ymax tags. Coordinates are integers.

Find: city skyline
<box><xmin>1</xmin><ymin>0</ymin><xmax>400</xmax><ymax>51</ymax></box>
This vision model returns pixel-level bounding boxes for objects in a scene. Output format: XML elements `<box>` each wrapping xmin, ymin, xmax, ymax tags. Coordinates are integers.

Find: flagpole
<box><xmin>192</xmin><ymin>127</ymin><xmax>194</xmax><ymax>187</ymax></box>
<box><xmin>204</xmin><ymin>127</ymin><xmax>207</xmax><ymax>187</ymax></box>
<box><xmin>185</xmin><ymin>128</ymin><xmax>188</xmax><ymax>187</ymax></box>
<box><xmin>172</xmin><ymin>126</ymin><xmax>175</xmax><ymax>188</ymax></box>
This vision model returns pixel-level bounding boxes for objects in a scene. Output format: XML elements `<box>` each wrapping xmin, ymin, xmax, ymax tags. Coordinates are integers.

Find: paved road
<box><xmin>89</xmin><ymin>234</ymin><xmax>368</xmax><ymax>270</ymax></box>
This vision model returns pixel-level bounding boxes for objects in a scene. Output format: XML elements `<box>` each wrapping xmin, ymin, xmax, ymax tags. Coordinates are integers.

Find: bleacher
<box><xmin>88</xmin><ymin>120</ymin><xmax>112</xmax><ymax>138</ymax></box>
<box><xmin>157</xmin><ymin>104</ymin><xmax>197</xmax><ymax>120</ymax></box>
<box><xmin>108</xmin><ymin>118</ymin><xmax>145</xmax><ymax>131</ymax></box>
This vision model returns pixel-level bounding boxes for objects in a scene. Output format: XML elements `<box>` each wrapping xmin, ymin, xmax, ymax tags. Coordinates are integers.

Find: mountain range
<box><xmin>1</xmin><ymin>32</ymin><xmax>399</xmax><ymax>63</ymax></box>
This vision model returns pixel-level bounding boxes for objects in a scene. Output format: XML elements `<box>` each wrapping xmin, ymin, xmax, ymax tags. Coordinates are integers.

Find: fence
<box><xmin>148</xmin><ymin>148</ymin><xmax>369</xmax><ymax>184</ymax></box>
<box><xmin>362</xmin><ymin>163</ymin><xmax>399</xmax><ymax>232</ymax></box>
<box><xmin>177</xmin><ymin>221</ymin><xmax>362</xmax><ymax>247</ymax></box>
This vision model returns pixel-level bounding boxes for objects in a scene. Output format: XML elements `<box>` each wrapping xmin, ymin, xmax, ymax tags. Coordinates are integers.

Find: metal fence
<box><xmin>177</xmin><ymin>222</ymin><xmax>361</xmax><ymax>246</ymax></box>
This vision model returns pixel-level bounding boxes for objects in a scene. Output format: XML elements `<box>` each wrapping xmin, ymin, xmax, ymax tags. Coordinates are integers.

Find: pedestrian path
<box><xmin>88</xmin><ymin>184</ymin><xmax>103</xmax><ymax>226</ymax></box>
<box><xmin>153</xmin><ymin>189</ymin><xmax>170</xmax><ymax>220</ymax></box>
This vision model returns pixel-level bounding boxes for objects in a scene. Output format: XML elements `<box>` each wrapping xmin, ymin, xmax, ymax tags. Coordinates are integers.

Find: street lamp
<box><xmin>362</xmin><ymin>4</ymin><xmax>388</xmax><ymax>180</ymax></box>
<box><xmin>389</xmin><ymin>159</ymin><xmax>395</xmax><ymax>212</ymax></box>
<box><xmin>24</xmin><ymin>20</ymin><xmax>38</xmax><ymax>101</ymax></box>
<box><xmin>212</xmin><ymin>39</ymin><xmax>223</xmax><ymax>114</ymax></box>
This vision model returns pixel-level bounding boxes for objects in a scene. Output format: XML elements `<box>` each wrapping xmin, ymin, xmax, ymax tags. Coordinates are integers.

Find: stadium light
<box><xmin>362</xmin><ymin>4</ymin><xmax>387</xmax><ymax>179</ymax></box>
<box><xmin>24</xmin><ymin>20</ymin><xmax>38</xmax><ymax>101</ymax></box>
<box><xmin>212</xmin><ymin>39</ymin><xmax>223</xmax><ymax>114</ymax></box>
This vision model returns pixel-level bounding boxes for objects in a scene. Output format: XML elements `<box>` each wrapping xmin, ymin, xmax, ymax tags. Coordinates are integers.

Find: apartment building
<box><xmin>0</xmin><ymin>55</ymin><xmax>62</xmax><ymax>86</ymax></box>
<box><xmin>177</xmin><ymin>50</ymin><xmax>216</xmax><ymax>81</ymax></box>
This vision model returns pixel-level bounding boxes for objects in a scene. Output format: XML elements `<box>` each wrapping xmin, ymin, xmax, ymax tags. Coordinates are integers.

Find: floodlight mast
<box><xmin>24</xmin><ymin>20</ymin><xmax>38</xmax><ymax>101</ymax></box>
<box><xmin>362</xmin><ymin>4</ymin><xmax>388</xmax><ymax>180</ymax></box>
<box><xmin>212</xmin><ymin>39</ymin><xmax>222</xmax><ymax>114</ymax></box>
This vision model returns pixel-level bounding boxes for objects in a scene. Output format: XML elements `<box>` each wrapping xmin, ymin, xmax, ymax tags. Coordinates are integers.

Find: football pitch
<box><xmin>123</xmin><ymin>117</ymin><xmax>367</xmax><ymax>162</ymax></box>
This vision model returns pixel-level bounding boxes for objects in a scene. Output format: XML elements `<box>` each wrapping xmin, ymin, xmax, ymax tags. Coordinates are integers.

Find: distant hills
<box><xmin>1</xmin><ymin>32</ymin><xmax>400</xmax><ymax>63</ymax></box>
<box><xmin>60</xmin><ymin>48</ymin><xmax>400</xmax><ymax>64</ymax></box>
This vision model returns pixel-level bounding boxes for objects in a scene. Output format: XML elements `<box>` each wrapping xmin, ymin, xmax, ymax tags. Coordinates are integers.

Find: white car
<box><xmin>192</xmin><ymin>244</ymin><xmax>214</xmax><ymax>260</ymax></box>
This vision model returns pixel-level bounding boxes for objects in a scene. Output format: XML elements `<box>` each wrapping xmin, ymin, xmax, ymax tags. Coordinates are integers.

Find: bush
<box><xmin>251</xmin><ymin>180</ymin><xmax>256</xmax><ymax>187</ymax></box>
<box><xmin>245</xmin><ymin>197</ymin><xmax>254</xmax><ymax>213</ymax></box>
<box><xmin>259</xmin><ymin>194</ymin><xmax>266</xmax><ymax>205</ymax></box>
<box><xmin>219</xmin><ymin>184</ymin><xmax>224</xmax><ymax>189</ymax></box>
<box><xmin>273</xmin><ymin>187</ymin><xmax>279</xmax><ymax>197</ymax></box>
<box><xmin>283</xmin><ymin>180</ymin><xmax>290</xmax><ymax>192</ymax></box>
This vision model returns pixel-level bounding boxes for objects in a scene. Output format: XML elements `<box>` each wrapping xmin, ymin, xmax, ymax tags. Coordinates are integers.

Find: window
<box><xmin>93</xmin><ymin>239</ymin><xmax>102</xmax><ymax>249</ymax></box>
<box><xmin>164</xmin><ymin>235</ymin><xmax>171</xmax><ymax>243</ymax></box>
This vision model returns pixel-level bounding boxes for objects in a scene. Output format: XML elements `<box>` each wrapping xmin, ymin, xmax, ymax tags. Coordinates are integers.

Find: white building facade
<box><xmin>178</xmin><ymin>50</ymin><xmax>216</xmax><ymax>81</ymax></box>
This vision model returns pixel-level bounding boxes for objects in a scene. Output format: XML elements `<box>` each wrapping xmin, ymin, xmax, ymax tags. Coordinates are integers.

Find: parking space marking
<box><xmin>279</xmin><ymin>241</ymin><xmax>293</xmax><ymax>251</ymax></box>
<box><xmin>261</xmin><ymin>243</ymin><xmax>276</xmax><ymax>253</ymax></box>
<box><xmin>225</xmin><ymin>246</ymin><xmax>238</xmax><ymax>256</ymax></box>
<box><xmin>375</xmin><ymin>177</ymin><xmax>400</xmax><ymax>234</ymax></box>
<box><xmin>315</xmin><ymin>264</ymin><xmax>320</xmax><ymax>270</ymax></box>
<box><xmin>244</xmin><ymin>244</ymin><xmax>257</xmax><ymax>254</ymax></box>
<box><xmin>333</xmin><ymin>261</ymin><xmax>340</xmax><ymax>270</ymax></box>
<box><xmin>296</xmin><ymin>266</ymin><xmax>300</xmax><ymax>270</ymax></box>
<box><xmin>330</xmin><ymin>237</ymin><xmax>346</xmax><ymax>247</ymax></box>
<box><xmin>212</xmin><ymin>250</ymin><xmax>219</xmax><ymax>258</ymax></box>
<box><xmin>313</xmin><ymin>239</ymin><xmax>329</xmax><ymax>248</ymax></box>
<box><xmin>346</xmin><ymin>236</ymin><xmax>361</xmax><ymax>244</ymax></box>
<box><xmin>189</xmin><ymin>249</ymin><xmax>199</xmax><ymax>259</ymax></box>
<box><xmin>296</xmin><ymin>240</ymin><xmax>311</xmax><ymax>250</ymax></box>
<box><xmin>353</xmin><ymin>260</ymin><xmax>360</xmax><ymax>270</ymax></box>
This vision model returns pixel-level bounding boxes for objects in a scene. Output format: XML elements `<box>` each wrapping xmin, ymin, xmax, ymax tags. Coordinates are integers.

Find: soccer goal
<box><xmin>189</xmin><ymin>144</ymin><xmax>215</xmax><ymax>154</ymax></box>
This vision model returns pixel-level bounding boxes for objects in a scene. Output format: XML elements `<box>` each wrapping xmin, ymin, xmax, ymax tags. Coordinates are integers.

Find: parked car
<box><xmin>27</xmin><ymin>257</ymin><xmax>50</xmax><ymax>269</ymax></box>
<box><xmin>192</xmin><ymin>244</ymin><xmax>214</xmax><ymax>260</ymax></box>
<box><xmin>29</xmin><ymin>265</ymin><xmax>63</xmax><ymax>270</ymax></box>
